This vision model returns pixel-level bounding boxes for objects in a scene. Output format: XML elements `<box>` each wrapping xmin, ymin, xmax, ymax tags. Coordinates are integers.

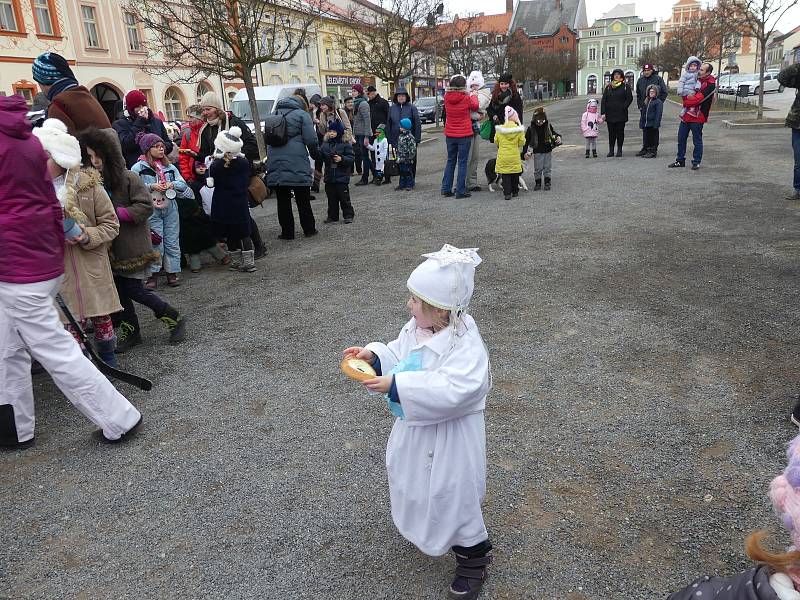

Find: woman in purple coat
<box><xmin>0</xmin><ymin>95</ymin><xmax>142</xmax><ymax>448</ymax></box>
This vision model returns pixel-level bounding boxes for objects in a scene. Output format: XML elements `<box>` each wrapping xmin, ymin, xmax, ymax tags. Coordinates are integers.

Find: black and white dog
<box><xmin>484</xmin><ymin>158</ymin><xmax>528</xmax><ymax>192</ymax></box>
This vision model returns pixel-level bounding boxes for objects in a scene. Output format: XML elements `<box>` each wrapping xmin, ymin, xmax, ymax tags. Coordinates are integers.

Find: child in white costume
<box><xmin>344</xmin><ymin>244</ymin><xmax>492</xmax><ymax>600</ymax></box>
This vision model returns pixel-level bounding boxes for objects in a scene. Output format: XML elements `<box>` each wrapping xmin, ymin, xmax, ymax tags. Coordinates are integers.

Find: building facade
<box><xmin>768</xmin><ymin>26</ymin><xmax>800</xmax><ymax>69</ymax></box>
<box><xmin>577</xmin><ymin>4</ymin><xmax>657</xmax><ymax>96</ymax></box>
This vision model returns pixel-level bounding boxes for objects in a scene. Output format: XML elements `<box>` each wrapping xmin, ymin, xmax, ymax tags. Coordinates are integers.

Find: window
<box><xmin>305</xmin><ymin>44</ymin><xmax>313</xmax><ymax>66</ymax></box>
<box><xmin>588</xmin><ymin>47</ymin><xmax>596</xmax><ymax>61</ymax></box>
<box><xmin>452</xmin><ymin>39</ymin><xmax>459</xmax><ymax>48</ymax></box>
<box><xmin>588</xmin><ymin>29</ymin><xmax>599</xmax><ymax>37</ymax></box>
<box><xmin>81</xmin><ymin>5</ymin><xmax>100</xmax><ymax>47</ymax></box>
<box><xmin>587</xmin><ymin>75</ymin><xmax>597</xmax><ymax>94</ymax></box>
<box><xmin>325</xmin><ymin>48</ymin><xmax>331</xmax><ymax>68</ymax></box>
<box><xmin>162</xmin><ymin>17</ymin><xmax>173</xmax><ymax>56</ymax></box>
<box><xmin>607</xmin><ymin>46</ymin><xmax>616</xmax><ymax>60</ymax></box>
<box><xmin>626</xmin><ymin>44</ymin><xmax>635</xmax><ymax>58</ymax></box>
<box><xmin>634</xmin><ymin>25</ymin><xmax>645</xmax><ymax>33</ymax></box>
<box><xmin>495</xmin><ymin>34</ymin><xmax>502</xmax><ymax>43</ymax></box>
<box><xmin>466</xmin><ymin>38</ymin><xmax>472</xmax><ymax>46</ymax></box>
<box><xmin>196</xmin><ymin>82</ymin><xmax>210</xmax><ymax>102</ymax></box>
<box><xmin>124</xmin><ymin>12</ymin><xmax>141</xmax><ymax>51</ymax></box>
<box><xmin>33</xmin><ymin>0</ymin><xmax>56</xmax><ymax>36</ymax></box>
<box><xmin>560</xmin><ymin>36</ymin><xmax>567</xmax><ymax>43</ymax></box>
<box><xmin>642</xmin><ymin>43</ymin><xmax>649</xmax><ymax>52</ymax></box>
<box><xmin>0</xmin><ymin>0</ymin><xmax>22</xmax><ymax>32</ymax></box>
<box><xmin>13</xmin><ymin>84</ymin><xmax>36</xmax><ymax>107</ymax></box>
<box><xmin>163</xmin><ymin>87</ymin><xmax>183</xmax><ymax>121</ymax></box>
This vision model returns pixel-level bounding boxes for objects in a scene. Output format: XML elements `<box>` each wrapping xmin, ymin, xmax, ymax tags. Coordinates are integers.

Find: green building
<box><xmin>577</xmin><ymin>3</ymin><xmax>658</xmax><ymax>96</ymax></box>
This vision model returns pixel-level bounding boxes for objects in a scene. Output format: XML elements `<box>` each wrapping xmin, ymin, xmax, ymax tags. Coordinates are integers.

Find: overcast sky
<box><xmin>445</xmin><ymin>0</ymin><xmax>800</xmax><ymax>31</ymax></box>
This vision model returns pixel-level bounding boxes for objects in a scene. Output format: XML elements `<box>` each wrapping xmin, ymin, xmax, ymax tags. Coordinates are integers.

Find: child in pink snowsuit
<box><xmin>580</xmin><ymin>99</ymin><xmax>604</xmax><ymax>158</ymax></box>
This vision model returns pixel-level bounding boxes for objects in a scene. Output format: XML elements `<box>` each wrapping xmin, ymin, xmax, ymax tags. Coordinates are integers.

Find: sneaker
<box><xmin>115</xmin><ymin>321</ymin><xmax>142</xmax><ymax>354</ymax></box>
<box><xmin>323</xmin><ymin>218</ymin><xmax>338</xmax><ymax>224</ymax></box>
<box><xmin>94</xmin><ymin>415</ymin><xmax>143</xmax><ymax>444</ymax></box>
<box><xmin>668</xmin><ymin>160</ymin><xmax>685</xmax><ymax>168</ymax></box>
<box><xmin>691</xmin><ymin>164</ymin><xmax>700</xmax><ymax>170</ymax></box>
<box><xmin>144</xmin><ymin>275</ymin><xmax>157</xmax><ymax>290</ymax></box>
<box><xmin>343</xmin><ymin>218</ymin><xmax>353</xmax><ymax>224</ymax></box>
<box><xmin>455</xmin><ymin>193</ymin><xmax>472</xmax><ymax>199</ymax></box>
<box><xmin>441</xmin><ymin>191</ymin><xmax>454</xmax><ymax>197</ymax></box>
<box><xmin>166</xmin><ymin>273</ymin><xmax>180</xmax><ymax>287</ymax></box>
<box><xmin>160</xmin><ymin>313</ymin><xmax>187</xmax><ymax>344</ymax></box>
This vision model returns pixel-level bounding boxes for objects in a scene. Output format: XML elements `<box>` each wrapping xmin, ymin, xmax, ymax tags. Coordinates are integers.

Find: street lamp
<box><xmin>427</xmin><ymin>3</ymin><xmax>444</xmax><ymax>126</ymax></box>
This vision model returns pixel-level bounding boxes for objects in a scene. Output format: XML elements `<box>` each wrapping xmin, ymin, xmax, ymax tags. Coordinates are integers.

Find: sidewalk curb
<box><xmin>722</xmin><ymin>119</ymin><xmax>784</xmax><ymax>129</ymax></box>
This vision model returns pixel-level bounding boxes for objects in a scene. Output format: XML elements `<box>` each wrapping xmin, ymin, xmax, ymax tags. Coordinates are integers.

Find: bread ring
<box><xmin>341</xmin><ymin>356</ymin><xmax>377</xmax><ymax>382</ymax></box>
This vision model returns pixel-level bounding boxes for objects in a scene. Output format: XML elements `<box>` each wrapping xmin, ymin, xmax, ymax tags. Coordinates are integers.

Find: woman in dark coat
<box><xmin>600</xmin><ymin>68</ymin><xmax>634</xmax><ymax>157</ymax></box>
<box><xmin>486</xmin><ymin>73</ymin><xmax>523</xmax><ymax>142</ymax></box>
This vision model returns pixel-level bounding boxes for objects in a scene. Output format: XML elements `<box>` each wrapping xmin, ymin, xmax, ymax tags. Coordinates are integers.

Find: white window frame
<box><xmin>626</xmin><ymin>44</ymin><xmax>635</xmax><ymax>59</ymax></box>
<box><xmin>33</xmin><ymin>0</ymin><xmax>54</xmax><ymax>35</ymax></box>
<box><xmin>124</xmin><ymin>11</ymin><xmax>141</xmax><ymax>52</ymax></box>
<box><xmin>607</xmin><ymin>45</ymin><xmax>616</xmax><ymax>60</ymax></box>
<box><xmin>588</xmin><ymin>47</ymin><xmax>596</xmax><ymax>61</ymax></box>
<box><xmin>164</xmin><ymin>88</ymin><xmax>183</xmax><ymax>122</ymax></box>
<box><xmin>81</xmin><ymin>4</ymin><xmax>101</xmax><ymax>48</ymax></box>
<box><xmin>0</xmin><ymin>0</ymin><xmax>19</xmax><ymax>32</ymax></box>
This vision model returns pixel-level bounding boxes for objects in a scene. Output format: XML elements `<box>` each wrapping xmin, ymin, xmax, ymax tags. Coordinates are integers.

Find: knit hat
<box><xmin>399</xmin><ymin>117</ymin><xmax>412</xmax><ymax>130</ymax></box>
<box><xmin>32</xmin><ymin>52</ymin><xmax>75</xmax><ymax>85</ymax></box>
<box><xmin>327</xmin><ymin>120</ymin><xmax>344</xmax><ymax>139</ymax></box>
<box><xmin>194</xmin><ymin>160</ymin><xmax>206</xmax><ymax>170</ymax></box>
<box><xmin>407</xmin><ymin>244</ymin><xmax>482</xmax><ymax>312</ymax></box>
<box><xmin>310</xmin><ymin>94</ymin><xmax>322</xmax><ymax>106</ymax></box>
<box><xmin>213</xmin><ymin>126</ymin><xmax>244</xmax><ymax>157</ymax></box>
<box><xmin>125</xmin><ymin>90</ymin><xmax>148</xmax><ymax>113</ymax></box>
<box><xmin>186</xmin><ymin>104</ymin><xmax>202</xmax><ymax>119</ymax></box>
<box><xmin>642</xmin><ymin>63</ymin><xmax>655</xmax><ymax>71</ymax></box>
<box><xmin>136</xmin><ymin>131</ymin><xmax>164</xmax><ymax>154</ymax></box>
<box><xmin>770</xmin><ymin>436</ymin><xmax>800</xmax><ymax>549</ymax></box>
<box><xmin>200</xmin><ymin>91</ymin><xmax>223</xmax><ymax>110</ymax></box>
<box><xmin>320</xmin><ymin>96</ymin><xmax>335</xmax><ymax>110</ymax></box>
<box><xmin>505</xmin><ymin>106</ymin><xmax>519</xmax><ymax>123</ymax></box>
<box><xmin>352</xmin><ymin>84</ymin><xmax>364</xmax><ymax>94</ymax></box>
<box><xmin>467</xmin><ymin>71</ymin><xmax>485</xmax><ymax>89</ymax></box>
<box><xmin>366</xmin><ymin>85</ymin><xmax>377</xmax><ymax>93</ymax></box>
<box><xmin>33</xmin><ymin>118</ymin><xmax>81</xmax><ymax>169</ymax></box>
<box><xmin>611</xmin><ymin>68</ymin><xmax>625</xmax><ymax>79</ymax></box>
<box><xmin>498</xmin><ymin>73</ymin><xmax>513</xmax><ymax>84</ymax></box>
<box><xmin>449</xmin><ymin>74</ymin><xmax>466</xmax><ymax>88</ymax></box>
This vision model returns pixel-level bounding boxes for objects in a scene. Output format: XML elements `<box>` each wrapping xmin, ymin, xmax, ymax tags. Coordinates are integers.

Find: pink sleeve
<box><xmin>116</xmin><ymin>206</ymin><xmax>134</xmax><ymax>223</ymax></box>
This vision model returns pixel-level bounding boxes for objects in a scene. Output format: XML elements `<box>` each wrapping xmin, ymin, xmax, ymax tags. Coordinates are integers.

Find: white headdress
<box><xmin>407</xmin><ymin>244</ymin><xmax>482</xmax><ymax>314</ymax></box>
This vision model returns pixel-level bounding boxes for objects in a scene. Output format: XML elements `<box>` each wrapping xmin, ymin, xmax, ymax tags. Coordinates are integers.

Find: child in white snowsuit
<box><xmin>364</xmin><ymin>124</ymin><xmax>389</xmax><ymax>185</ymax></box>
<box><xmin>344</xmin><ymin>244</ymin><xmax>492</xmax><ymax>600</ymax></box>
<box><xmin>580</xmin><ymin>98</ymin><xmax>604</xmax><ymax>158</ymax></box>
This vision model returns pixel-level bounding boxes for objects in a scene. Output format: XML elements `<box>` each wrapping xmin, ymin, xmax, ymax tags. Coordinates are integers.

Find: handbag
<box><xmin>247</xmin><ymin>175</ymin><xmax>269</xmax><ymax>208</ymax></box>
<box><xmin>383</xmin><ymin>146</ymin><xmax>399</xmax><ymax>177</ymax></box>
<box><xmin>479</xmin><ymin>119</ymin><xmax>493</xmax><ymax>141</ymax></box>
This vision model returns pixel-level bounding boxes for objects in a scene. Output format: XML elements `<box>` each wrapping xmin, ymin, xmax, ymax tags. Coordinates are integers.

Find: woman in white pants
<box><xmin>0</xmin><ymin>94</ymin><xmax>142</xmax><ymax>449</ymax></box>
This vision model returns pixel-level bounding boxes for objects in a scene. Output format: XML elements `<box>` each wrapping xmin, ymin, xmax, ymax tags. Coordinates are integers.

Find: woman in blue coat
<box><xmin>265</xmin><ymin>95</ymin><xmax>321</xmax><ymax>239</ymax></box>
<box><xmin>638</xmin><ymin>84</ymin><xmax>664</xmax><ymax>158</ymax></box>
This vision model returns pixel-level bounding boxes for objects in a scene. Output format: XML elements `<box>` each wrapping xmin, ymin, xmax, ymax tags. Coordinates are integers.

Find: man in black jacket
<box><xmin>367</xmin><ymin>85</ymin><xmax>391</xmax><ymax>182</ymax></box>
<box><xmin>112</xmin><ymin>89</ymin><xmax>174</xmax><ymax>168</ymax></box>
<box><xmin>635</xmin><ymin>64</ymin><xmax>668</xmax><ymax>156</ymax></box>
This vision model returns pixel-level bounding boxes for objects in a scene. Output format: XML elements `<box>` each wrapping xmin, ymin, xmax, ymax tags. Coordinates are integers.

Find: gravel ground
<box><xmin>2</xmin><ymin>97</ymin><xmax>800</xmax><ymax>600</ymax></box>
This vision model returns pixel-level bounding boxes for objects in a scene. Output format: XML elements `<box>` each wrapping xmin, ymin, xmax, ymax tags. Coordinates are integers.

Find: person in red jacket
<box><xmin>668</xmin><ymin>62</ymin><xmax>716</xmax><ymax>170</ymax></box>
<box><xmin>178</xmin><ymin>105</ymin><xmax>204</xmax><ymax>182</ymax></box>
<box><xmin>441</xmin><ymin>74</ymin><xmax>480</xmax><ymax>199</ymax></box>
<box><xmin>0</xmin><ymin>95</ymin><xmax>142</xmax><ymax>449</ymax></box>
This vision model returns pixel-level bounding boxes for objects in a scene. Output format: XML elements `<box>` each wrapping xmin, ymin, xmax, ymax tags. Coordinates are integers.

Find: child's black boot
<box><xmin>447</xmin><ymin>542</ymin><xmax>492</xmax><ymax>600</ymax></box>
<box><xmin>115</xmin><ymin>319</ymin><xmax>142</xmax><ymax>354</ymax></box>
<box><xmin>592</xmin><ymin>149</ymin><xmax>598</xmax><ymax>158</ymax></box>
<box><xmin>544</xmin><ymin>177</ymin><xmax>551</xmax><ymax>191</ymax></box>
<box><xmin>158</xmin><ymin>306</ymin><xmax>187</xmax><ymax>344</ymax></box>
<box><xmin>533</xmin><ymin>179</ymin><xmax>542</xmax><ymax>191</ymax></box>
<box><xmin>585</xmin><ymin>149</ymin><xmax>590</xmax><ymax>158</ymax></box>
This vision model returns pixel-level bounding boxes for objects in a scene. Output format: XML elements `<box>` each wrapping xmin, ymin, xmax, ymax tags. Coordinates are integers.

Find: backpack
<box><xmin>263</xmin><ymin>108</ymin><xmax>296</xmax><ymax>147</ymax></box>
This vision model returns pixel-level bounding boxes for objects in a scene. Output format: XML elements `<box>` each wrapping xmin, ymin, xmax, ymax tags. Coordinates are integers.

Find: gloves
<box><xmin>116</xmin><ymin>206</ymin><xmax>134</xmax><ymax>223</ymax></box>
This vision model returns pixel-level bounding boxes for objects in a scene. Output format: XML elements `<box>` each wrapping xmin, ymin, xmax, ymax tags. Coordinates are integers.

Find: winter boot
<box><xmin>615</xmin><ymin>148</ymin><xmax>623</xmax><ymax>157</ymax></box>
<box><xmin>158</xmin><ymin>306</ymin><xmax>187</xmax><ymax>344</ymax></box>
<box><xmin>585</xmin><ymin>149</ymin><xmax>590</xmax><ymax>158</ymax></box>
<box><xmin>228</xmin><ymin>250</ymin><xmax>242</xmax><ymax>271</ymax></box>
<box><xmin>447</xmin><ymin>550</ymin><xmax>493</xmax><ymax>600</ymax></box>
<box><xmin>115</xmin><ymin>320</ymin><xmax>142</xmax><ymax>354</ymax></box>
<box><xmin>644</xmin><ymin>147</ymin><xmax>657</xmax><ymax>158</ymax></box>
<box><xmin>592</xmin><ymin>150</ymin><xmax>598</xmax><ymax>158</ymax></box>
<box><xmin>239</xmin><ymin>250</ymin><xmax>257</xmax><ymax>273</ymax></box>
<box><xmin>544</xmin><ymin>177</ymin><xmax>551</xmax><ymax>191</ymax></box>
<box><xmin>533</xmin><ymin>179</ymin><xmax>542</xmax><ymax>191</ymax></box>
<box><xmin>95</xmin><ymin>338</ymin><xmax>118</xmax><ymax>368</ymax></box>
<box><xmin>0</xmin><ymin>404</ymin><xmax>34</xmax><ymax>450</ymax></box>
<box><xmin>373</xmin><ymin>176</ymin><xmax>384</xmax><ymax>186</ymax></box>
<box><xmin>668</xmin><ymin>159</ymin><xmax>685</xmax><ymax>168</ymax></box>
<box><xmin>636</xmin><ymin>147</ymin><xmax>648</xmax><ymax>157</ymax></box>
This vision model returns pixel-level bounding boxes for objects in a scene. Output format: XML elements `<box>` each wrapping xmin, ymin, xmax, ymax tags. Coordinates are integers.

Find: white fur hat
<box><xmin>467</xmin><ymin>71</ymin><xmax>485</xmax><ymax>89</ymax></box>
<box><xmin>407</xmin><ymin>244</ymin><xmax>482</xmax><ymax>312</ymax></box>
<box><xmin>213</xmin><ymin>126</ymin><xmax>244</xmax><ymax>157</ymax></box>
<box><xmin>33</xmin><ymin>118</ymin><xmax>81</xmax><ymax>169</ymax></box>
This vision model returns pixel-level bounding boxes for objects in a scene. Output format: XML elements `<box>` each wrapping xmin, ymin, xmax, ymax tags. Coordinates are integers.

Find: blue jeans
<box><xmin>793</xmin><ymin>128</ymin><xmax>800</xmax><ymax>191</ymax></box>
<box><xmin>441</xmin><ymin>136</ymin><xmax>472</xmax><ymax>196</ymax></box>
<box><xmin>399</xmin><ymin>163</ymin><xmax>414</xmax><ymax>189</ymax></box>
<box><xmin>356</xmin><ymin>135</ymin><xmax>372</xmax><ymax>183</ymax></box>
<box><xmin>149</xmin><ymin>199</ymin><xmax>181</xmax><ymax>274</ymax></box>
<box><xmin>676</xmin><ymin>121</ymin><xmax>704</xmax><ymax>166</ymax></box>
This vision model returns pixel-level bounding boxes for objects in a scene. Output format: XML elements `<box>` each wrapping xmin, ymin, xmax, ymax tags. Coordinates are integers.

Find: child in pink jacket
<box><xmin>580</xmin><ymin>99</ymin><xmax>604</xmax><ymax>158</ymax></box>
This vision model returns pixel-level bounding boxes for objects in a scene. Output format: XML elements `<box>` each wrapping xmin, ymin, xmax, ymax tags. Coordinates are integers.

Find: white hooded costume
<box><xmin>365</xmin><ymin>244</ymin><xmax>490</xmax><ymax>556</ymax></box>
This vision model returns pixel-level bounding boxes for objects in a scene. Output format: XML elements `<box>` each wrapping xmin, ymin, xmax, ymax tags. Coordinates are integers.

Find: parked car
<box><xmin>230</xmin><ymin>83</ymin><xmax>323</xmax><ymax>132</ymax></box>
<box><xmin>718</xmin><ymin>73</ymin><xmax>749</xmax><ymax>95</ymax></box>
<box><xmin>414</xmin><ymin>96</ymin><xmax>441</xmax><ymax>123</ymax></box>
<box><xmin>735</xmin><ymin>72</ymin><xmax>784</xmax><ymax>95</ymax></box>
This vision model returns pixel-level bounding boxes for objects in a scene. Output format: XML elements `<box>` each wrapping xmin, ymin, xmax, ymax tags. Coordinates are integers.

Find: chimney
<box><xmin>555</xmin><ymin>0</ymin><xmax>561</xmax><ymax>9</ymax></box>
<box><xmin>506</xmin><ymin>0</ymin><xmax>513</xmax><ymax>14</ymax></box>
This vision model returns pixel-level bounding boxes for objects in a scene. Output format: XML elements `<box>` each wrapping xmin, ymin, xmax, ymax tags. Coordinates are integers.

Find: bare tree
<box><xmin>738</xmin><ymin>0</ymin><xmax>799</xmax><ymax>118</ymax></box>
<box><xmin>506</xmin><ymin>30</ymin><xmax>547</xmax><ymax>86</ymax></box>
<box><xmin>130</xmin><ymin>0</ymin><xmax>324</xmax><ymax>160</ymax></box>
<box><xmin>441</xmin><ymin>15</ymin><xmax>484</xmax><ymax>76</ymax></box>
<box><xmin>658</xmin><ymin>15</ymin><xmax>724</xmax><ymax>78</ymax></box>
<box><xmin>707</xmin><ymin>0</ymin><xmax>749</xmax><ymax>76</ymax></box>
<box><xmin>337</xmin><ymin>0</ymin><xmax>442</xmax><ymax>91</ymax></box>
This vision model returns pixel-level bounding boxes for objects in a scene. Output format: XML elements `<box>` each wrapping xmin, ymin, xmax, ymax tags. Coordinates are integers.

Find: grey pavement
<box><xmin>2</xmin><ymin>97</ymin><xmax>800</xmax><ymax>600</ymax></box>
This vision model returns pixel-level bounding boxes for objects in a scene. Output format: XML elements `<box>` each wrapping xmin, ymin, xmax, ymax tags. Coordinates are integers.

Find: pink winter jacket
<box><xmin>0</xmin><ymin>95</ymin><xmax>65</xmax><ymax>284</ymax></box>
<box><xmin>580</xmin><ymin>111</ymin><xmax>604</xmax><ymax>138</ymax></box>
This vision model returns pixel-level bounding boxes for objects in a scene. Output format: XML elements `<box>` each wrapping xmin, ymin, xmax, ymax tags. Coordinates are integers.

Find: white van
<box><xmin>230</xmin><ymin>83</ymin><xmax>323</xmax><ymax>131</ymax></box>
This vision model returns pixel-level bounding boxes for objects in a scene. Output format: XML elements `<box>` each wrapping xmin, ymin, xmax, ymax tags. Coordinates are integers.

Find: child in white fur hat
<box><xmin>466</xmin><ymin>71</ymin><xmax>492</xmax><ymax>192</ymax></box>
<box><xmin>344</xmin><ymin>244</ymin><xmax>492</xmax><ymax>600</ymax></box>
<box><xmin>207</xmin><ymin>126</ymin><xmax>257</xmax><ymax>273</ymax></box>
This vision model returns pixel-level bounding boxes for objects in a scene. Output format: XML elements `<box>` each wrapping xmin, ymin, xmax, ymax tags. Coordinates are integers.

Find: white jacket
<box><xmin>365</xmin><ymin>137</ymin><xmax>389</xmax><ymax>172</ymax></box>
<box><xmin>365</xmin><ymin>314</ymin><xmax>490</xmax><ymax>556</ymax></box>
